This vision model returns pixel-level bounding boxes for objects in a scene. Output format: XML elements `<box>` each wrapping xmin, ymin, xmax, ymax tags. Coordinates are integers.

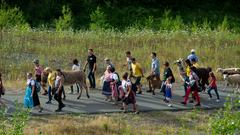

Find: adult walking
<box><xmin>131</xmin><ymin>58</ymin><xmax>144</xmax><ymax>94</ymax></box>
<box><xmin>83</xmin><ymin>49</ymin><xmax>97</xmax><ymax>89</ymax></box>
<box><xmin>26</xmin><ymin>73</ymin><xmax>43</xmax><ymax>112</ymax></box>
<box><xmin>160</xmin><ymin>62</ymin><xmax>175</xmax><ymax>96</ymax></box>
<box><xmin>70</xmin><ymin>59</ymin><xmax>81</xmax><ymax>94</ymax></box>
<box><xmin>45</xmin><ymin>67</ymin><xmax>56</xmax><ymax>104</ymax></box>
<box><xmin>54</xmin><ymin>69</ymin><xmax>65</xmax><ymax>112</ymax></box>
<box><xmin>124</xmin><ymin>51</ymin><xmax>133</xmax><ymax>73</ymax></box>
<box><xmin>33</xmin><ymin>59</ymin><xmax>46</xmax><ymax>95</ymax></box>
<box><xmin>147</xmin><ymin>52</ymin><xmax>160</xmax><ymax>92</ymax></box>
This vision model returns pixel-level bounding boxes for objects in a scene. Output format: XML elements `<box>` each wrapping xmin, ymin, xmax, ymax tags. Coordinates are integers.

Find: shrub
<box><xmin>55</xmin><ymin>5</ymin><xmax>73</xmax><ymax>31</ymax></box>
<box><xmin>90</xmin><ymin>6</ymin><xmax>109</xmax><ymax>30</ymax></box>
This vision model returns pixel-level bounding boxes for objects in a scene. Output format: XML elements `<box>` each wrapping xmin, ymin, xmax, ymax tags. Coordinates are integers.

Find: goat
<box><xmin>223</xmin><ymin>74</ymin><xmax>240</xmax><ymax>93</ymax></box>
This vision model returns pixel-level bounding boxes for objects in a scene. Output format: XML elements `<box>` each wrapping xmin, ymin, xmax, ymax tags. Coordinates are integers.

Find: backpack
<box><xmin>29</xmin><ymin>79</ymin><xmax>41</xmax><ymax>93</ymax></box>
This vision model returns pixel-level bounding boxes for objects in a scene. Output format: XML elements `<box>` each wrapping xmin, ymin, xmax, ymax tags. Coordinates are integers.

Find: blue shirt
<box><xmin>187</xmin><ymin>53</ymin><xmax>199</xmax><ymax>62</ymax></box>
<box><xmin>151</xmin><ymin>58</ymin><xmax>160</xmax><ymax>75</ymax></box>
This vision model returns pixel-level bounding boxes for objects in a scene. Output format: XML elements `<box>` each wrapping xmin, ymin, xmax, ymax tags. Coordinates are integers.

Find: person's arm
<box><xmin>83</xmin><ymin>61</ymin><xmax>88</xmax><ymax>72</ymax></box>
<box><xmin>93</xmin><ymin>63</ymin><xmax>96</xmax><ymax>72</ymax></box>
<box><xmin>125</xmin><ymin>85</ymin><xmax>131</xmax><ymax>97</ymax></box>
<box><xmin>31</xmin><ymin>82</ymin><xmax>35</xmax><ymax>97</ymax></box>
<box><xmin>56</xmin><ymin>76</ymin><xmax>63</xmax><ymax>94</ymax></box>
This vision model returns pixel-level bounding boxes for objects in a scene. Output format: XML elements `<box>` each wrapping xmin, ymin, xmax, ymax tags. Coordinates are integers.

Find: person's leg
<box><xmin>92</xmin><ymin>72</ymin><xmax>96</xmax><ymax>88</ymax></box>
<box><xmin>207</xmin><ymin>87</ymin><xmax>213</xmax><ymax>99</ymax></box>
<box><xmin>183</xmin><ymin>87</ymin><xmax>191</xmax><ymax>104</ymax></box>
<box><xmin>46</xmin><ymin>86</ymin><xmax>52</xmax><ymax>103</ymax></box>
<box><xmin>193</xmin><ymin>89</ymin><xmax>201</xmax><ymax>105</ymax></box>
<box><xmin>62</xmin><ymin>86</ymin><xmax>66</xmax><ymax>100</ymax></box>
<box><xmin>70</xmin><ymin>85</ymin><xmax>74</xmax><ymax>93</ymax></box>
<box><xmin>214</xmin><ymin>87</ymin><xmax>220</xmax><ymax>100</ymax></box>
<box><xmin>136</xmin><ymin>77</ymin><xmax>142</xmax><ymax>94</ymax></box>
<box><xmin>123</xmin><ymin>102</ymin><xmax>127</xmax><ymax>112</ymax></box>
<box><xmin>88</xmin><ymin>71</ymin><xmax>93</xmax><ymax>88</ymax></box>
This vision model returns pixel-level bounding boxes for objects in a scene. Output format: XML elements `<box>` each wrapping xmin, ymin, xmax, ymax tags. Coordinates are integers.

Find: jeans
<box><xmin>88</xmin><ymin>70</ymin><xmax>96</xmax><ymax>88</ymax></box>
<box><xmin>207</xmin><ymin>87</ymin><xmax>219</xmax><ymax>99</ymax></box>
<box><xmin>48</xmin><ymin>86</ymin><xmax>52</xmax><ymax>102</ymax></box>
<box><xmin>54</xmin><ymin>87</ymin><xmax>64</xmax><ymax>109</ymax></box>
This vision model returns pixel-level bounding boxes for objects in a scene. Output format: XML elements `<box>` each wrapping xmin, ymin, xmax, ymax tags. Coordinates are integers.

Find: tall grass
<box><xmin>0</xmin><ymin>27</ymin><xmax>239</xmax><ymax>83</ymax></box>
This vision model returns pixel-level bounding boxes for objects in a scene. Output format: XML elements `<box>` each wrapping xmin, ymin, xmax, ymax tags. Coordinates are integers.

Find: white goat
<box><xmin>223</xmin><ymin>74</ymin><xmax>240</xmax><ymax>93</ymax></box>
<box><xmin>216</xmin><ymin>68</ymin><xmax>240</xmax><ymax>75</ymax></box>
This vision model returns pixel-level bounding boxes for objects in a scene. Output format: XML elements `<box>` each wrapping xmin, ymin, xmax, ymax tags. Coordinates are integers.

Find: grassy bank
<box><xmin>0</xmin><ymin>29</ymin><xmax>240</xmax><ymax>87</ymax></box>
<box><xmin>24</xmin><ymin>110</ymin><xmax>210</xmax><ymax>135</ymax></box>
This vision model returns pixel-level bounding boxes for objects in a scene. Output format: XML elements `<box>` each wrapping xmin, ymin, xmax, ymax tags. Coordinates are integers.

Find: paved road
<box><xmin>1</xmin><ymin>82</ymin><xmax>237</xmax><ymax>115</ymax></box>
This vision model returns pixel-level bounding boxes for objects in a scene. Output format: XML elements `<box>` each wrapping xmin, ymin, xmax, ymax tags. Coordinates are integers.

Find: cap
<box><xmin>44</xmin><ymin>67</ymin><xmax>52</xmax><ymax>72</ymax></box>
<box><xmin>191</xmin><ymin>49</ymin><xmax>195</xmax><ymax>53</ymax></box>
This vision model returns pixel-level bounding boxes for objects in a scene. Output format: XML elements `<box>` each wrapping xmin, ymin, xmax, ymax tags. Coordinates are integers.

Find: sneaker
<box><xmin>181</xmin><ymin>102</ymin><xmax>187</xmax><ymax>105</ymax></box>
<box><xmin>168</xmin><ymin>104</ymin><xmax>172</xmax><ymax>107</ymax></box>
<box><xmin>189</xmin><ymin>100</ymin><xmax>194</xmax><ymax>103</ymax></box>
<box><xmin>134</xmin><ymin>111</ymin><xmax>139</xmax><ymax>114</ymax></box>
<box><xmin>194</xmin><ymin>103</ymin><xmax>201</xmax><ymax>106</ymax></box>
<box><xmin>137</xmin><ymin>91</ymin><xmax>142</xmax><ymax>94</ymax></box>
<box><xmin>38</xmin><ymin>108</ymin><xmax>43</xmax><ymax>113</ymax></box>
<box><xmin>55</xmin><ymin>109</ymin><xmax>62</xmax><ymax>112</ymax></box>
<box><xmin>216</xmin><ymin>99</ymin><xmax>220</xmax><ymax>102</ymax></box>
<box><xmin>146</xmin><ymin>90</ymin><xmax>152</xmax><ymax>93</ymax></box>
<box><xmin>46</xmin><ymin>101</ymin><xmax>52</xmax><ymax>104</ymax></box>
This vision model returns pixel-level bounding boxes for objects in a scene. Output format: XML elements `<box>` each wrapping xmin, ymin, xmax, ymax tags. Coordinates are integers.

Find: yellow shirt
<box><xmin>48</xmin><ymin>72</ymin><xmax>56</xmax><ymax>87</ymax></box>
<box><xmin>186</xmin><ymin>66</ymin><xmax>191</xmax><ymax>77</ymax></box>
<box><xmin>131</xmin><ymin>63</ymin><xmax>142</xmax><ymax>77</ymax></box>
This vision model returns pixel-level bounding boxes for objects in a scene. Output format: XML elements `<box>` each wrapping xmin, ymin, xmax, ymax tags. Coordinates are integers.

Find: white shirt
<box><xmin>27</xmin><ymin>78</ymin><xmax>35</xmax><ymax>86</ymax></box>
<box><xmin>111</xmin><ymin>73</ymin><xmax>119</xmax><ymax>82</ymax></box>
<box><xmin>72</xmin><ymin>64</ymin><xmax>80</xmax><ymax>71</ymax></box>
<box><xmin>55</xmin><ymin>76</ymin><xmax>61</xmax><ymax>88</ymax></box>
<box><xmin>121</xmin><ymin>80</ymin><xmax>131</xmax><ymax>93</ymax></box>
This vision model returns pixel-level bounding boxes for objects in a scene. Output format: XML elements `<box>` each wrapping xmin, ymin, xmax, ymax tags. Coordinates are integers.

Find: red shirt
<box><xmin>209</xmin><ymin>76</ymin><xmax>217</xmax><ymax>88</ymax></box>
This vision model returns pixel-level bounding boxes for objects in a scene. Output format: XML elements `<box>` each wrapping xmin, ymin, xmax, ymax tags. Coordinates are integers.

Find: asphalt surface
<box><xmin>1</xmin><ymin>82</ymin><xmax>238</xmax><ymax>115</ymax></box>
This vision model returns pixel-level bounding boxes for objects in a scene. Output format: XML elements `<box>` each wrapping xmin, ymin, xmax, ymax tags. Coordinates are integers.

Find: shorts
<box><xmin>134</xmin><ymin>77</ymin><xmax>141</xmax><ymax>85</ymax></box>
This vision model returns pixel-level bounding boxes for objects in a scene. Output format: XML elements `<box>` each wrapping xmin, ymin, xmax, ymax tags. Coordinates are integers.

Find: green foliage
<box><xmin>0</xmin><ymin>3</ymin><xmax>29</xmax><ymax>29</ymax></box>
<box><xmin>55</xmin><ymin>5</ymin><xmax>73</xmax><ymax>31</ymax></box>
<box><xmin>90</xmin><ymin>6</ymin><xmax>109</xmax><ymax>30</ymax></box>
<box><xmin>159</xmin><ymin>10</ymin><xmax>184</xmax><ymax>31</ymax></box>
<box><xmin>210</xmin><ymin>97</ymin><xmax>240</xmax><ymax>135</ymax></box>
<box><xmin>0</xmin><ymin>103</ymin><xmax>30</xmax><ymax>135</ymax></box>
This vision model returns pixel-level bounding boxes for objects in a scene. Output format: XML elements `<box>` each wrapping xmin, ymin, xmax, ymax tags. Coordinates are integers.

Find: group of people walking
<box><xmin>0</xmin><ymin>48</ymin><xmax>221</xmax><ymax>113</ymax></box>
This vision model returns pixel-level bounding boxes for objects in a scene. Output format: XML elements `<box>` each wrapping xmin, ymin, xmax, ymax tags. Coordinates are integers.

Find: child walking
<box><xmin>164</xmin><ymin>78</ymin><xmax>173</xmax><ymax>107</ymax></box>
<box><xmin>121</xmin><ymin>72</ymin><xmax>139</xmax><ymax>114</ymax></box>
<box><xmin>207</xmin><ymin>72</ymin><xmax>220</xmax><ymax>102</ymax></box>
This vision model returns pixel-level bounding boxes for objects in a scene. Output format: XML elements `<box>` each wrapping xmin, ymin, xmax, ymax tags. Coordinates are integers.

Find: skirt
<box><xmin>122</xmin><ymin>91</ymin><xmax>136</xmax><ymax>105</ymax></box>
<box><xmin>102</xmin><ymin>81</ymin><xmax>112</xmax><ymax>96</ymax></box>
<box><xmin>24</xmin><ymin>87</ymin><xmax>33</xmax><ymax>108</ymax></box>
<box><xmin>33</xmin><ymin>90</ymin><xmax>40</xmax><ymax>106</ymax></box>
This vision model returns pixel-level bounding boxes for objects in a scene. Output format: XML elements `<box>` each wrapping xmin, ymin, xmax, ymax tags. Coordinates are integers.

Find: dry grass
<box><xmin>24</xmin><ymin>110</ymin><xmax>212</xmax><ymax>135</ymax></box>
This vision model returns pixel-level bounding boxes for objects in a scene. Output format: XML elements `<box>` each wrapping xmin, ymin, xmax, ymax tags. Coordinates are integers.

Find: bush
<box><xmin>0</xmin><ymin>3</ymin><xmax>29</xmax><ymax>29</ymax></box>
<box><xmin>55</xmin><ymin>5</ymin><xmax>73</xmax><ymax>31</ymax></box>
<box><xmin>90</xmin><ymin>6</ymin><xmax>109</xmax><ymax>30</ymax></box>
<box><xmin>0</xmin><ymin>103</ymin><xmax>30</xmax><ymax>135</ymax></box>
<box><xmin>210</xmin><ymin>97</ymin><xmax>240</xmax><ymax>135</ymax></box>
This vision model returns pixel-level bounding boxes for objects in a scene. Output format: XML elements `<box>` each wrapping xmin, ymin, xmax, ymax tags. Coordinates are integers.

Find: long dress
<box><xmin>102</xmin><ymin>71</ymin><xmax>112</xmax><ymax>96</ymax></box>
<box><xmin>24</xmin><ymin>86</ymin><xmax>33</xmax><ymax>108</ymax></box>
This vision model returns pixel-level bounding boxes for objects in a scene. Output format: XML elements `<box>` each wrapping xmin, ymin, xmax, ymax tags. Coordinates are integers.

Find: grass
<box><xmin>24</xmin><ymin>110</ymin><xmax>212</xmax><ymax>135</ymax></box>
<box><xmin>0</xmin><ymin>28</ymin><xmax>240</xmax><ymax>88</ymax></box>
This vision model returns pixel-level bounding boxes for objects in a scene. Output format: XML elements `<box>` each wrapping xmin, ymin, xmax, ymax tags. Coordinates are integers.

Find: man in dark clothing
<box><xmin>160</xmin><ymin>61</ymin><xmax>175</xmax><ymax>95</ymax></box>
<box><xmin>83</xmin><ymin>49</ymin><xmax>97</xmax><ymax>88</ymax></box>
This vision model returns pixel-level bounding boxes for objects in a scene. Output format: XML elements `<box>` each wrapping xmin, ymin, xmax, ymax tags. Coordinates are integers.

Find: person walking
<box><xmin>131</xmin><ymin>58</ymin><xmax>144</xmax><ymax>94</ymax></box>
<box><xmin>160</xmin><ymin>62</ymin><xmax>175</xmax><ymax>96</ymax></box>
<box><xmin>26</xmin><ymin>73</ymin><xmax>43</xmax><ymax>112</ymax></box>
<box><xmin>33</xmin><ymin>59</ymin><xmax>46</xmax><ymax>95</ymax></box>
<box><xmin>181</xmin><ymin>67</ymin><xmax>201</xmax><ymax>106</ymax></box>
<box><xmin>54</xmin><ymin>69</ymin><xmax>65</xmax><ymax>112</ymax></box>
<box><xmin>83</xmin><ymin>49</ymin><xmax>97</xmax><ymax>89</ymax></box>
<box><xmin>70</xmin><ymin>59</ymin><xmax>80</xmax><ymax>94</ymax></box>
<box><xmin>0</xmin><ymin>73</ymin><xmax>6</xmax><ymax>107</ymax></box>
<box><xmin>45</xmin><ymin>67</ymin><xmax>56</xmax><ymax>104</ymax></box>
<box><xmin>148</xmin><ymin>52</ymin><xmax>160</xmax><ymax>92</ymax></box>
<box><xmin>207</xmin><ymin>72</ymin><xmax>220</xmax><ymax>102</ymax></box>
